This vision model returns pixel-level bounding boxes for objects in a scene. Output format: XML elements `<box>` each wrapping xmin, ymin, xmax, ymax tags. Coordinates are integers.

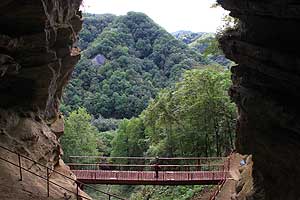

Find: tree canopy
<box><xmin>60</xmin><ymin>12</ymin><xmax>237</xmax><ymax>199</ymax></box>
<box><xmin>62</xmin><ymin>12</ymin><xmax>208</xmax><ymax>119</ymax></box>
<box><xmin>60</xmin><ymin>108</ymin><xmax>99</xmax><ymax>162</ymax></box>
<box><xmin>111</xmin><ymin>67</ymin><xmax>236</xmax><ymax>158</ymax></box>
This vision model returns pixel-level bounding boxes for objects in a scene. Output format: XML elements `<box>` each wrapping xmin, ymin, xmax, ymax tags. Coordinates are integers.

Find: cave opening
<box><xmin>1</xmin><ymin>0</ymin><xmax>299</xmax><ymax>200</ymax></box>
<box><xmin>59</xmin><ymin>1</ymin><xmax>242</xmax><ymax>199</ymax></box>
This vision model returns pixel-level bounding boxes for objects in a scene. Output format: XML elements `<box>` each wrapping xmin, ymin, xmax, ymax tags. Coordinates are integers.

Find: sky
<box><xmin>81</xmin><ymin>0</ymin><xmax>228</xmax><ymax>33</ymax></box>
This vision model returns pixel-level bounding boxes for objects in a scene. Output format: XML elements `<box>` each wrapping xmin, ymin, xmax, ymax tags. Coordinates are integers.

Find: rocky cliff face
<box><xmin>0</xmin><ymin>0</ymin><xmax>82</xmax><ymax>119</ymax></box>
<box><xmin>218</xmin><ymin>0</ymin><xmax>300</xmax><ymax>199</ymax></box>
<box><xmin>0</xmin><ymin>0</ymin><xmax>84</xmax><ymax>199</ymax></box>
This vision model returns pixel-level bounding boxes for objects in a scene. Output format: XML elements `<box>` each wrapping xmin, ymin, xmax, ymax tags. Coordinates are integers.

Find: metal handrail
<box><xmin>67</xmin><ymin>163</ymin><xmax>226</xmax><ymax>173</ymax></box>
<box><xmin>0</xmin><ymin>145</ymin><xmax>126</xmax><ymax>200</ymax></box>
<box><xmin>69</xmin><ymin>156</ymin><xmax>228</xmax><ymax>160</ymax></box>
<box><xmin>209</xmin><ymin>152</ymin><xmax>233</xmax><ymax>200</ymax></box>
<box><xmin>67</xmin><ymin>163</ymin><xmax>226</xmax><ymax>167</ymax></box>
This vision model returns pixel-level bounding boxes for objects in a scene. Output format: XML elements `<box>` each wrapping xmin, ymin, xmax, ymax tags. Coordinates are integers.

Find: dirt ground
<box><xmin>192</xmin><ymin>153</ymin><xmax>245</xmax><ymax>200</ymax></box>
<box><xmin>215</xmin><ymin>153</ymin><xmax>244</xmax><ymax>200</ymax></box>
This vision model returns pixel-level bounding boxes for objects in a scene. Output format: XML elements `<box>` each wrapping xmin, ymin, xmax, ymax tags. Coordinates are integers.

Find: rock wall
<box><xmin>218</xmin><ymin>0</ymin><xmax>300</xmax><ymax>199</ymax></box>
<box><xmin>0</xmin><ymin>0</ymin><xmax>84</xmax><ymax>199</ymax></box>
<box><xmin>0</xmin><ymin>0</ymin><xmax>82</xmax><ymax>119</ymax></box>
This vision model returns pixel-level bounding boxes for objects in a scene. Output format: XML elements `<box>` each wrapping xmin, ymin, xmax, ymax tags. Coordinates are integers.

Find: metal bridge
<box><xmin>68</xmin><ymin>156</ymin><xmax>231</xmax><ymax>185</ymax></box>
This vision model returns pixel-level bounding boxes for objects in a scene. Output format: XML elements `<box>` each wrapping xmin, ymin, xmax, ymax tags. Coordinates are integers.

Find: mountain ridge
<box><xmin>62</xmin><ymin>12</ymin><xmax>208</xmax><ymax>119</ymax></box>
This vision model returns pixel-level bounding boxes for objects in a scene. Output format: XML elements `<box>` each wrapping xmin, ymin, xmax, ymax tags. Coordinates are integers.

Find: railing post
<box><xmin>228</xmin><ymin>156</ymin><xmax>231</xmax><ymax>179</ymax></box>
<box><xmin>76</xmin><ymin>182</ymin><xmax>79</xmax><ymax>200</ymax></box>
<box><xmin>223</xmin><ymin>164</ymin><xmax>225</xmax><ymax>180</ymax></box>
<box><xmin>108</xmin><ymin>194</ymin><xmax>111</xmax><ymax>200</ymax></box>
<box><xmin>47</xmin><ymin>168</ymin><xmax>50</xmax><ymax>197</ymax></box>
<box><xmin>18</xmin><ymin>154</ymin><xmax>22</xmax><ymax>181</ymax></box>
<box><xmin>228</xmin><ymin>156</ymin><xmax>231</xmax><ymax>172</ymax></box>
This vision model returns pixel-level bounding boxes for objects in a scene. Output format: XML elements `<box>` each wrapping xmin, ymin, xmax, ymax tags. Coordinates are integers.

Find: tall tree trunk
<box><xmin>214</xmin><ymin>119</ymin><xmax>220</xmax><ymax>156</ymax></box>
<box><xmin>227</xmin><ymin>118</ymin><xmax>234</xmax><ymax>150</ymax></box>
<box><xmin>205</xmin><ymin>131</ymin><xmax>209</xmax><ymax>157</ymax></box>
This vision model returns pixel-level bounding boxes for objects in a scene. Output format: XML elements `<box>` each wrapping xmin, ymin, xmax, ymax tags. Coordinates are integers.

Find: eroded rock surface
<box><xmin>0</xmin><ymin>0</ymin><xmax>84</xmax><ymax>199</ymax></box>
<box><xmin>0</xmin><ymin>0</ymin><xmax>82</xmax><ymax>119</ymax></box>
<box><xmin>218</xmin><ymin>0</ymin><xmax>300</xmax><ymax>199</ymax></box>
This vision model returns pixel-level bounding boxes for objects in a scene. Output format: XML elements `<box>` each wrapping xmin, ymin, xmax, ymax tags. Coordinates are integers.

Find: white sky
<box><xmin>81</xmin><ymin>0</ymin><xmax>227</xmax><ymax>33</ymax></box>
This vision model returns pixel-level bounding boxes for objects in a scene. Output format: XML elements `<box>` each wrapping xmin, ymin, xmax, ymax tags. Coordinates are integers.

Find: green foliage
<box><xmin>111</xmin><ymin>118</ymin><xmax>148</xmax><ymax>158</ymax></box>
<box><xmin>172</xmin><ymin>30</ymin><xmax>203</xmax><ymax>44</ymax></box>
<box><xmin>185</xmin><ymin>33</ymin><xmax>233</xmax><ymax>67</ymax></box>
<box><xmin>92</xmin><ymin>115</ymin><xmax>121</xmax><ymax>132</ymax></box>
<box><xmin>110</xmin><ymin>68</ymin><xmax>236</xmax><ymax>158</ymax></box>
<box><xmin>63</xmin><ymin>12</ymin><xmax>206</xmax><ymax>119</ymax></box>
<box><xmin>142</xmin><ymin>67</ymin><xmax>236</xmax><ymax>157</ymax></box>
<box><xmin>216</xmin><ymin>13</ymin><xmax>240</xmax><ymax>38</ymax></box>
<box><xmin>191</xmin><ymin>36</ymin><xmax>222</xmax><ymax>56</ymax></box>
<box><xmin>78</xmin><ymin>13</ymin><xmax>117</xmax><ymax>50</ymax></box>
<box><xmin>60</xmin><ymin>108</ymin><xmax>100</xmax><ymax>162</ymax></box>
<box><xmin>96</xmin><ymin>130</ymin><xmax>116</xmax><ymax>156</ymax></box>
<box><xmin>130</xmin><ymin>185</ymin><xmax>205</xmax><ymax>200</ymax></box>
<box><xmin>85</xmin><ymin>184</ymin><xmax>133</xmax><ymax>199</ymax></box>
<box><xmin>61</xmin><ymin>12</ymin><xmax>236</xmax><ymax>199</ymax></box>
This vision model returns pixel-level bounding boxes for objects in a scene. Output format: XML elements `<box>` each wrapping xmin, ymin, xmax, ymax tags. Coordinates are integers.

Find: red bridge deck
<box><xmin>72</xmin><ymin>170</ymin><xmax>230</xmax><ymax>185</ymax></box>
<box><xmin>69</xmin><ymin>156</ymin><xmax>231</xmax><ymax>185</ymax></box>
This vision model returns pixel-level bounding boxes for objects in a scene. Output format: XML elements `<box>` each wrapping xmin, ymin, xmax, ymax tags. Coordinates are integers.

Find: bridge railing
<box><xmin>69</xmin><ymin>156</ymin><xmax>228</xmax><ymax>164</ymax></box>
<box><xmin>67</xmin><ymin>156</ymin><xmax>229</xmax><ymax>172</ymax></box>
<box><xmin>209</xmin><ymin>152</ymin><xmax>233</xmax><ymax>200</ymax></box>
<box><xmin>67</xmin><ymin>163</ymin><xmax>227</xmax><ymax>171</ymax></box>
<box><xmin>0</xmin><ymin>145</ymin><xmax>126</xmax><ymax>200</ymax></box>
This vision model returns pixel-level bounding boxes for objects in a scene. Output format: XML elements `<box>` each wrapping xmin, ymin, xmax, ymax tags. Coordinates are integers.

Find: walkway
<box><xmin>68</xmin><ymin>156</ymin><xmax>231</xmax><ymax>185</ymax></box>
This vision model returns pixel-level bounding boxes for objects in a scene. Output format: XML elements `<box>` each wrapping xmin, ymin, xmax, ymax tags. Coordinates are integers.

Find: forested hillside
<box><xmin>77</xmin><ymin>13</ymin><xmax>117</xmax><ymax>50</ymax></box>
<box><xmin>60</xmin><ymin>12</ymin><xmax>236</xmax><ymax>200</ymax></box>
<box><xmin>62</xmin><ymin>12</ymin><xmax>208</xmax><ymax>119</ymax></box>
<box><xmin>111</xmin><ymin>67</ymin><xmax>236</xmax><ymax>158</ymax></box>
<box><xmin>172</xmin><ymin>30</ymin><xmax>204</xmax><ymax>44</ymax></box>
<box><xmin>61</xmin><ymin>67</ymin><xmax>236</xmax><ymax>199</ymax></box>
<box><xmin>172</xmin><ymin>31</ymin><xmax>233</xmax><ymax>67</ymax></box>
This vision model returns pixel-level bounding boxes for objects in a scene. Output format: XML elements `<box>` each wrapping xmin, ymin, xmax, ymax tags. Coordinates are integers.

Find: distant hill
<box><xmin>188</xmin><ymin>33</ymin><xmax>215</xmax><ymax>53</ymax></box>
<box><xmin>77</xmin><ymin>13</ymin><xmax>117</xmax><ymax>50</ymax></box>
<box><xmin>62</xmin><ymin>12</ymin><xmax>208</xmax><ymax>119</ymax></box>
<box><xmin>172</xmin><ymin>31</ymin><xmax>233</xmax><ymax>67</ymax></box>
<box><xmin>172</xmin><ymin>30</ymin><xmax>204</xmax><ymax>44</ymax></box>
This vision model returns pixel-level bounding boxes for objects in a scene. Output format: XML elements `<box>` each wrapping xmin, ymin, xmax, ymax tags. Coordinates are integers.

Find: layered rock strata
<box><xmin>0</xmin><ymin>0</ymin><xmax>84</xmax><ymax>199</ymax></box>
<box><xmin>218</xmin><ymin>0</ymin><xmax>300</xmax><ymax>199</ymax></box>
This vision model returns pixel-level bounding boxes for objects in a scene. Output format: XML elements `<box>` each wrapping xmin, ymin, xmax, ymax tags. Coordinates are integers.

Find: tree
<box><xmin>142</xmin><ymin>67</ymin><xmax>236</xmax><ymax>157</ymax></box>
<box><xmin>111</xmin><ymin>118</ymin><xmax>148</xmax><ymax>158</ymax></box>
<box><xmin>61</xmin><ymin>108</ymin><xmax>99</xmax><ymax>162</ymax></box>
<box><xmin>62</xmin><ymin>12</ymin><xmax>208</xmax><ymax>119</ymax></box>
<box><xmin>109</xmin><ymin>67</ymin><xmax>236</xmax><ymax>158</ymax></box>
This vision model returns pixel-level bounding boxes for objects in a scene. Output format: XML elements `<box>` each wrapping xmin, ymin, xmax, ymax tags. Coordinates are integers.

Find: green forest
<box><xmin>60</xmin><ymin>12</ymin><xmax>236</xmax><ymax>199</ymax></box>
